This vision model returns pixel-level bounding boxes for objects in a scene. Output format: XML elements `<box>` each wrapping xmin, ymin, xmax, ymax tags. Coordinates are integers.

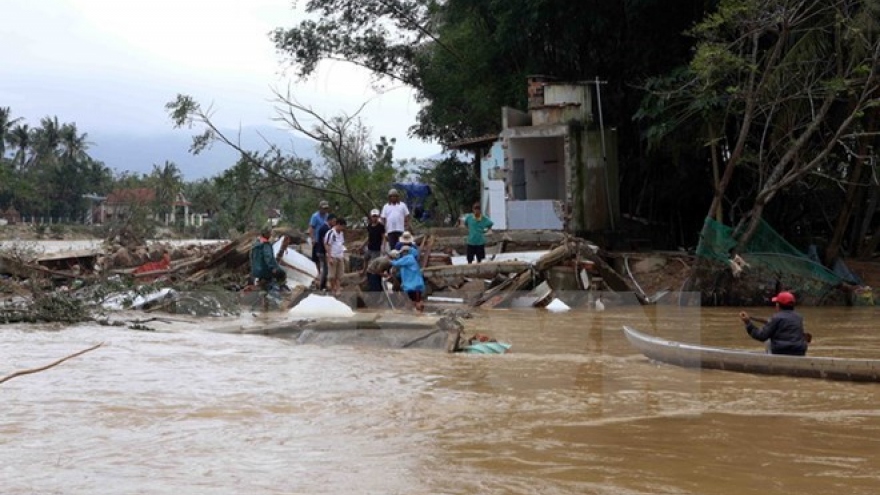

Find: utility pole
<box><xmin>586</xmin><ymin>77</ymin><xmax>615</xmax><ymax>231</ymax></box>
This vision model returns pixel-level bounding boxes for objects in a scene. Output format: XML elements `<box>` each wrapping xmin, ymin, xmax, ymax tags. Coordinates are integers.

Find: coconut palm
<box><xmin>7</xmin><ymin>124</ymin><xmax>32</xmax><ymax>171</ymax></box>
<box><xmin>0</xmin><ymin>107</ymin><xmax>22</xmax><ymax>158</ymax></box>
<box><xmin>150</xmin><ymin>161</ymin><xmax>184</xmax><ymax>224</ymax></box>
<box><xmin>59</xmin><ymin>122</ymin><xmax>90</xmax><ymax>163</ymax></box>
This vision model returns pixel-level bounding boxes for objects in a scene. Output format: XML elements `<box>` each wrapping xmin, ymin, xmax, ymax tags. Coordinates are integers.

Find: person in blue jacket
<box><xmin>393</xmin><ymin>231</ymin><xmax>420</xmax><ymax>262</ymax></box>
<box><xmin>739</xmin><ymin>291</ymin><xmax>809</xmax><ymax>355</ymax></box>
<box><xmin>390</xmin><ymin>245</ymin><xmax>425</xmax><ymax>312</ymax></box>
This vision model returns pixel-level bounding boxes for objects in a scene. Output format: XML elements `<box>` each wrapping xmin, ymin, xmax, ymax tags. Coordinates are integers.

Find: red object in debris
<box><xmin>133</xmin><ymin>254</ymin><xmax>171</xmax><ymax>275</ymax></box>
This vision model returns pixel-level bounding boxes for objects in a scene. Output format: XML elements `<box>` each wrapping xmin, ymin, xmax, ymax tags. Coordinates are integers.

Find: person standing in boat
<box><xmin>462</xmin><ymin>201</ymin><xmax>493</xmax><ymax>264</ymax></box>
<box><xmin>738</xmin><ymin>291</ymin><xmax>809</xmax><ymax>356</ymax></box>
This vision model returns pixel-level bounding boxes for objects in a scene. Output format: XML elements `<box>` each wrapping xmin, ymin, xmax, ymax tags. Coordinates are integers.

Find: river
<box><xmin>2</xmin><ymin>302</ymin><xmax>879</xmax><ymax>494</ymax></box>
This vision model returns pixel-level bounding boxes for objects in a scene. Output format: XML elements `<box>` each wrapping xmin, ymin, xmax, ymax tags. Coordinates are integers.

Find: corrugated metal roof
<box><xmin>446</xmin><ymin>134</ymin><xmax>499</xmax><ymax>149</ymax></box>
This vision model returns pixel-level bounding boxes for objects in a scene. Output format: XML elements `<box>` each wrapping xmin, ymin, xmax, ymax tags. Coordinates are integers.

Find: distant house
<box><xmin>265</xmin><ymin>207</ymin><xmax>282</xmax><ymax>226</ymax></box>
<box><xmin>2</xmin><ymin>206</ymin><xmax>21</xmax><ymax>225</ymax></box>
<box><xmin>100</xmin><ymin>188</ymin><xmax>200</xmax><ymax>226</ymax></box>
<box><xmin>449</xmin><ymin>76</ymin><xmax>619</xmax><ymax>235</ymax></box>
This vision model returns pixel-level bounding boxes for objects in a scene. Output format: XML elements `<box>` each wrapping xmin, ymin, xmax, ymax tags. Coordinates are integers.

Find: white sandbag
<box><xmin>288</xmin><ymin>294</ymin><xmax>355</xmax><ymax>318</ymax></box>
<box><xmin>545</xmin><ymin>298</ymin><xmax>571</xmax><ymax>313</ymax></box>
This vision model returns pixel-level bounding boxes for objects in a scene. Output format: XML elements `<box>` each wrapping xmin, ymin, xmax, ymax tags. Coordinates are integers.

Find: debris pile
<box><xmin>1</xmin><ymin>227</ymin><xmax>676</xmax><ymax>324</ymax></box>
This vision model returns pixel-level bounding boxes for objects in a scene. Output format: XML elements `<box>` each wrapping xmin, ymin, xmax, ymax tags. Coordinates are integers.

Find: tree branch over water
<box><xmin>0</xmin><ymin>342</ymin><xmax>104</xmax><ymax>385</ymax></box>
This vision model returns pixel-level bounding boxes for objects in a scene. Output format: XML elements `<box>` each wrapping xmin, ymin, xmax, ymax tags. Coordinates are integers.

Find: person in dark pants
<box><xmin>381</xmin><ymin>188</ymin><xmax>410</xmax><ymax>251</ymax></box>
<box><xmin>250</xmin><ymin>227</ymin><xmax>286</xmax><ymax>309</ymax></box>
<box><xmin>462</xmin><ymin>201</ymin><xmax>493</xmax><ymax>264</ymax></box>
<box><xmin>739</xmin><ymin>291</ymin><xmax>809</xmax><ymax>355</ymax></box>
<box><xmin>360</xmin><ymin>208</ymin><xmax>385</xmax><ymax>274</ymax></box>
<box><xmin>308</xmin><ymin>200</ymin><xmax>331</xmax><ymax>276</ymax></box>
<box><xmin>314</xmin><ymin>214</ymin><xmax>336</xmax><ymax>291</ymax></box>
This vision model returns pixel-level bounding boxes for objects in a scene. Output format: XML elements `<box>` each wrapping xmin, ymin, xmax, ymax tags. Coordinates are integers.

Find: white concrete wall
<box><xmin>507</xmin><ymin>137</ymin><xmax>565</xmax><ymax>200</ymax></box>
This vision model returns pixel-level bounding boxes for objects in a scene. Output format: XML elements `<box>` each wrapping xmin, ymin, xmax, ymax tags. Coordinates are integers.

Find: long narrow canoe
<box><xmin>622</xmin><ymin>326</ymin><xmax>880</xmax><ymax>383</ymax></box>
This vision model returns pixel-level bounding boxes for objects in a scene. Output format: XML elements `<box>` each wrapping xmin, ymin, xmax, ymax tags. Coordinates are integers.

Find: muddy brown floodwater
<box><xmin>2</xmin><ymin>302</ymin><xmax>879</xmax><ymax>494</ymax></box>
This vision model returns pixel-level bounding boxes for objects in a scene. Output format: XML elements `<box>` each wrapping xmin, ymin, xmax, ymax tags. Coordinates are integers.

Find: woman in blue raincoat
<box><xmin>390</xmin><ymin>245</ymin><xmax>425</xmax><ymax>312</ymax></box>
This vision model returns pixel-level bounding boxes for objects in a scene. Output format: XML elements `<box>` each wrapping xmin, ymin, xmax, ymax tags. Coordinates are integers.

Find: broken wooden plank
<box><xmin>476</xmin><ymin>270</ymin><xmax>535</xmax><ymax>309</ymax></box>
<box><xmin>533</xmin><ymin>243</ymin><xmax>574</xmax><ymax>272</ymax></box>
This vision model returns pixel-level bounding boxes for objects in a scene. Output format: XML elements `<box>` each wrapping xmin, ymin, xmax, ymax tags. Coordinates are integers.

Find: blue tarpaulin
<box><xmin>393</xmin><ymin>182</ymin><xmax>432</xmax><ymax>220</ymax></box>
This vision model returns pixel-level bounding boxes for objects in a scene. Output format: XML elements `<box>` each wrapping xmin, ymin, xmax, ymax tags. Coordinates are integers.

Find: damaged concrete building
<box><xmin>450</xmin><ymin>76</ymin><xmax>619</xmax><ymax>237</ymax></box>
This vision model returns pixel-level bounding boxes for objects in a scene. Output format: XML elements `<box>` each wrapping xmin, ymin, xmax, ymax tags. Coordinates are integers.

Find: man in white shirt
<box><xmin>380</xmin><ymin>188</ymin><xmax>410</xmax><ymax>251</ymax></box>
<box><xmin>323</xmin><ymin>217</ymin><xmax>347</xmax><ymax>296</ymax></box>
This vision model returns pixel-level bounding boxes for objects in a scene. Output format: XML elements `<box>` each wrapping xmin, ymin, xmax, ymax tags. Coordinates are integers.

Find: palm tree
<box><xmin>31</xmin><ymin>116</ymin><xmax>62</xmax><ymax>166</ymax></box>
<box><xmin>151</xmin><ymin>161</ymin><xmax>183</xmax><ymax>224</ymax></box>
<box><xmin>7</xmin><ymin>124</ymin><xmax>32</xmax><ymax>171</ymax></box>
<box><xmin>0</xmin><ymin>107</ymin><xmax>22</xmax><ymax>158</ymax></box>
<box><xmin>59</xmin><ymin>122</ymin><xmax>90</xmax><ymax>163</ymax></box>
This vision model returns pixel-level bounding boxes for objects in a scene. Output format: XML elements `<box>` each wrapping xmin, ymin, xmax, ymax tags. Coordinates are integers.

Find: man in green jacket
<box><xmin>250</xmin><ymin>227</ymin><xmax>286</xmax><ymax>304</ymax></box>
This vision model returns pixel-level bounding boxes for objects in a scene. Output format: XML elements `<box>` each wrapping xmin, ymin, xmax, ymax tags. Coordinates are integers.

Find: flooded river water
<box><xmin>3</xmin><ymin>302</ymin><xmax>879</xmax><ymax>494</ymax></box>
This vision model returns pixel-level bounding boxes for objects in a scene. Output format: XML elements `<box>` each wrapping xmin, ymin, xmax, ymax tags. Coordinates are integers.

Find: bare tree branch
<box><xmin>0</xmin><ymin>342</ymin><xmax>104</xmax><ymax>385</ymax></box>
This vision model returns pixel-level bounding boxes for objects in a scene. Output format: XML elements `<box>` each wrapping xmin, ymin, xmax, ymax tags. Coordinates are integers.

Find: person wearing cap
<box><xmin>390</xmin><ymin>244</ymin><xmax>425</xmax><ymax>312</ymax></box>
<box><xmin>314</xmin><ymin>214</ymin><xmax>337</xmax><ymax>291</ymax></box>
<box><xmin>250</xmin><ymin>226</ymin><xmax>286</xmax><ymax>308</ymax></box>
<box><xmin>360</xmin><ymin>208</ymin><xmax>386</xmax><ymax>277</ymax></box>
<box><xmin>462</xmin><ymin>201</ymin><xmax>493</xmax><ymax>264</ymax></box>
<box><xmin>308</xmin><ymin>200</ymin><xmax>332</xmax><ymax>268</ymax></box>
<box><xmin>380</xmin><ymin>188</ymin><xmax>410</xmax><ymax>251</ymax></box>
<box><xmin>739</xmin><ymin>291</ymin><xmax>809</xmax><ymax>355</ymax></box>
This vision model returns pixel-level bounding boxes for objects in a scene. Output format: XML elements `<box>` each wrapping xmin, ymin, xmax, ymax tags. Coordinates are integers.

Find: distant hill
<box><xmin>87</xmin><ymin>125</ymin><xmax>320</xmax><ymax>180</ymax></box>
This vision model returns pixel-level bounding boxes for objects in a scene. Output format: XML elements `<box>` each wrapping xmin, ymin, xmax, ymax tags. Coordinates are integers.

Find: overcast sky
<box><xmin>0</xmin><ymin>0</ymin><xmax>440</xmax><ymax>160</ymax></box>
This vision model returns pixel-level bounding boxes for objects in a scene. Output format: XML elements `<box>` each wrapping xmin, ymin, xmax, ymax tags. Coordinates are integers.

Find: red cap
<box><xmin>772</xmin><ymin>291</ymin><xmax>795</xmax><ymax>305</ymax></box>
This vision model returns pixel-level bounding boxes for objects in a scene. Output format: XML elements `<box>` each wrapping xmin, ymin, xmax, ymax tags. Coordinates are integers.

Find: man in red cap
<box><xmin>739</xmin><ymin>291</ymin><xmax>809</xmax><ymax>355</ymax></box>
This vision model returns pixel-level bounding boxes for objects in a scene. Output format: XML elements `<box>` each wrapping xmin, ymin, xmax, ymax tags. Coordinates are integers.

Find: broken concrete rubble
<box><xmin>1</xmin><ymin>227</ymin><xmax>675</xmax><ymax>326</ymax></box>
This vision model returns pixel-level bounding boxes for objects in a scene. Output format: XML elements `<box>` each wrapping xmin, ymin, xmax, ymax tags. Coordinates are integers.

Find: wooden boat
<box><xmin>622</xmin><ymin>326</ymin><xmax>880</xmax><ymax>382</ymax></box>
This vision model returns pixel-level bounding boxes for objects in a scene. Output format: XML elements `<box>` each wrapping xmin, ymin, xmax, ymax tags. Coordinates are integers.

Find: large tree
<box><xmin>639</xmin><ymin>0</ymin><xmax>880</xmax><ymax>254</ymax></box>
<box><xmin>272</xmin><ymin>0</ymin><xmax>711</xmax><ymax>143</ymax></box>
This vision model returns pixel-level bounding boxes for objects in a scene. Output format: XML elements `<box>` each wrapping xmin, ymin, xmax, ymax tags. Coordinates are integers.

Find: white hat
<box><xmin>400</xmin><ymin>231</ymin><xmax>414</xmax><ymax>243</ymax></box>
<box><xmin>388</xmin><ymin>188</ymin><xmax>399</xmax><ymax>196</ymax></box>
<box><xmin>370</xmin><ymin>208</ymin><xmax>380</xmax><ymax>216</ymax></box>
<box><xmin>389</xmin><ymin>249</ymin><xmax>400</xmax><ymax>258</ymax></box>
<box><xmin>319</xmin><ymin>200</ymin><xmax>330</xmax><ymax>208</ymax></box>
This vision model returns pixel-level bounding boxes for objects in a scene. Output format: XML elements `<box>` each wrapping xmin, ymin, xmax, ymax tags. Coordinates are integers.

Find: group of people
<box><xmin>307</xmin><ymin>200</ymin><xmax>348</xmax><ymax>296</ymax></box>
<box><xmin>251</xmin><ymin>188</ymin><xmax>496</xmax><ymax>312</ymax></box>
<box><xmin>303</xmin><ymin>189</ymin><xmax>427</xmax><ymax>310</ymax></box>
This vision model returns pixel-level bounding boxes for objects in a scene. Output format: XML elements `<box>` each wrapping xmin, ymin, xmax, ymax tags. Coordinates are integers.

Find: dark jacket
<box><xmin>250</xmin><ymin>238</ymin><xmax>280</xmax><ymax>279</ymax></box>
<box><xmin>315</xmin><ymin>223</ymin><xmax>331</xmax><ymax>255</ymax></box>
<box><xmin>745</xmin><ymin>310</ymin><xmax>808</xmax><ymax>356</ymax></box>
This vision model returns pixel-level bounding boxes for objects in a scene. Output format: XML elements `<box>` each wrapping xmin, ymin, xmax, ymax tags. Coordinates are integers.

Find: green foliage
<box><xmin>0</xmin><ymin>107</ymin><xmax>115</xmax><ymax>221</ymax></box>
<box><xmin>417</xmin><ymin>154</ymin><xmax>478</xmax><ymax>222</ymax></box>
